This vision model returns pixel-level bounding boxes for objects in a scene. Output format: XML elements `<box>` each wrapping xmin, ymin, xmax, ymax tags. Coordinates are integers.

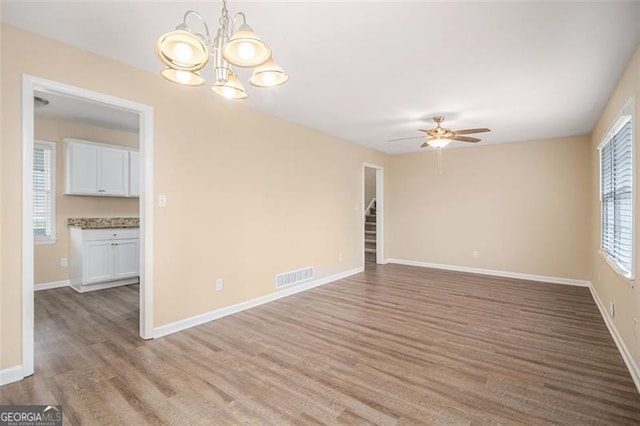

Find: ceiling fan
<box><xmin>390</xmin><ymin>116</ymin><xmax>491</xmax><ymax>148</ymax></box>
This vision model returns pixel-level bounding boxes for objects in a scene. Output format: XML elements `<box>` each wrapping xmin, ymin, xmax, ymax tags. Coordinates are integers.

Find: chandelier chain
<box><xmin>219</xmin><ymin>0</ymin><xmax>230</xmax><ymax>29</ymax></box>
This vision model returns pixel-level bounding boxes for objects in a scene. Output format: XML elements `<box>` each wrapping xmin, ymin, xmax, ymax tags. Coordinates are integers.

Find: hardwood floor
<box><xmin>2</xmin><ymin>264</ymin><xmax>639</xmax><ymax>424</ymax></box>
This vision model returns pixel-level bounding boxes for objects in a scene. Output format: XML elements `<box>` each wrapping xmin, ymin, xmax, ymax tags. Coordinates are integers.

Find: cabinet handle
<box><xmin>98</xmin><ymin>189</ymin><xmax>106</xmax><ymax>193</ymax></box>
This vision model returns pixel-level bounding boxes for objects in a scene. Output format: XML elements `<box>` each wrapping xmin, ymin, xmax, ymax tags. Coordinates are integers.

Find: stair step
<box><xmin>365</xmin><ymin>248</ymin><xmax>377</xmax><ymax>253</ymax></box>
<box><xmin>365</xmin><ymin>239</ymin><xmax>376</xmax><ymax>243</ymax></box>
<box><xmin>365</xmin><ymin>231</ymin><xmax>376</xmax><ymax>235</ymax></box>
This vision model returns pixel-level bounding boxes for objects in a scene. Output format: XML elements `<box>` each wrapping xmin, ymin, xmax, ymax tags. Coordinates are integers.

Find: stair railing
<box><xmin>365</xmin><ymin>198</ymin><xmax>376</xmax><ymax>216</ymax></box>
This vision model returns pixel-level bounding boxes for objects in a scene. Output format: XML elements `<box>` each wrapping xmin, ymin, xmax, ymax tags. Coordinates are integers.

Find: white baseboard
<box><xmin>589</xmin><ymin>285</ymin><xmax>640</xmax><ymax>393</ymax></box>
<box><xmin>0</xmin><ymin>365</ymin><xmax>24</xmax><ymax>386</ymax></box>
<box><xmin>70</xmin><ymin>277</ymin><xmax>138</xmax><ymax>293</ymax></box>
<box><xmin>34</xmin><ymin>280</ymin><xmax>69</xmax><ymax>291</ymax></box>
<box><xmin>385</xmin><ymin>258</ymin><xmax>590</xmax><ymax>287</ymax></box>
<box><xmin>154</xmin><ymin>266</ymin><xmax>364</xmax><ymax>338</ymax></box>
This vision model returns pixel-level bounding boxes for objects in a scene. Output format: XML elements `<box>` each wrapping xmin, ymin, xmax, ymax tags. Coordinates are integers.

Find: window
<box><xmin>34</xmin><ymin>141</ymin><xmax>56</xmax><ymax>243</ymax></box>
<box><xmin>599</xmin><ymin>100</ymin><xmax>634</xmax><ymax>278</ymax></box>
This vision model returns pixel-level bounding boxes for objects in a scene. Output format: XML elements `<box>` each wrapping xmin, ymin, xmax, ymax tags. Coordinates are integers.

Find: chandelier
<box><xmin>155</xmin><ymin>0</ymin><xmax>288</xmax><ymax>100</ymax></box>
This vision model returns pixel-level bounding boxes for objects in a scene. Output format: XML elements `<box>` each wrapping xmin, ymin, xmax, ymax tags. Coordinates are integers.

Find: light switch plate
<box><xmin>158</xmin><ymin>194</ymin><xmax>167</xmax><ymax>207</ymax></box>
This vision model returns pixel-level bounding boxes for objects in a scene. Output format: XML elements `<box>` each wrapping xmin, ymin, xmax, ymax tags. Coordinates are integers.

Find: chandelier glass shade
<box><xmin>156</xmin><ymin>1</ymin><xmax>288</xmax><ymax>99</ymax></box>
<box><xmin>211</xmin><ymin>71</ymin><xmax>248</xmax><ymax>100</ymax></box>
<box><xmin>249</xmin><ymin>59</ymin><xmax>289</xmax><ymax>87</ymax></box>
<box><xmin>161</xmin><ymin>68</ymin><xmax>206</xmax><ymax>86</ymax></box>
<box><xmin>223</xmin><ymin>22</ymin><xmax>272</xmax><ymax>68</ymax></box>
<box><xmin>156</xmin><ymin>30</ymin><xmax>210</xmax><ymax>71</ymax></box>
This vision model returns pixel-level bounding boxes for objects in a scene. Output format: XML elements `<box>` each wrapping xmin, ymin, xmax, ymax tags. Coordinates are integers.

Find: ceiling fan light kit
<box><xmin>156</xmin><ymin>0</ymin><xmax>288</xmax><ymax>100</ymax></box>
<box><xmin>390</xmin><ymin>116</ymin><xmax>491</xmax><ymax>150</ymax></box>
<box><xmin>425</xmin><ymin>138</ymin><xmax>451</xmax><ymax>149</ymax></box>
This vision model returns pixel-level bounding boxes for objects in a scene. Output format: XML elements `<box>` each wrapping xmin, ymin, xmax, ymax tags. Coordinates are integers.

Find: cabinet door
<box><xmin>113</xmin><ymin>238</ymin><xmax>139</xmax><ymax>279</ymax></box>
<box><xmin>68</xmin><ymin>143</ymin><xmax>99</xmax><ymax>194</ymax></box>
<box><xmin>129</xmin><ymin>151</ymin><xmax>140</xmax><ymax>197</ymax></box>
<box><xmin>100</xmin><ymin>147</ymin><xmax>129</xmax><ymax>196</ymax></box>
<box><xmin>85</xmin><ymin>241</ymin><xmax>115</xmax><ymax>284</ymax></box>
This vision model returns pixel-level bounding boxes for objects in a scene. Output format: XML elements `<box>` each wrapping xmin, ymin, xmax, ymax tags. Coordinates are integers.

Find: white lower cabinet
<box><xmin>113</xmin><ymin>239</ymin><xmax>140</xmax><ymax>279</ymax></box>
<box><xmin>70</xmin><ymin>227</ymin><xmax>139</xmax><ymax>292</ymax></box>
<box><xmin>85</xmin><ymin>240</ymin><xmax>116</xmax><ymax>284</ymax></box>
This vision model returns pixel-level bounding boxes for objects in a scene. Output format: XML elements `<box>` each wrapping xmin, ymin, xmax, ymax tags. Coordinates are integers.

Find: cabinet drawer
<box><xmin>81</xmin><ymin>228</ymin><xmax>140</xmax><ymax>241</ymax></box>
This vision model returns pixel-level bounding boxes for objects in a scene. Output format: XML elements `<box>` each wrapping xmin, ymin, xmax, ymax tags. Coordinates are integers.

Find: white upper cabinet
<box><xmin>99</xmin><ymin>147</ymin><xmax>128</xmax><ymax>195</ymax></box>
<box><xmin>68</xmin><ymin>142</ymin><xmax>99</xmax><ymax>194</ymax></box>
<box><xmin>64</xmin><ymin>138</ymin><xmax>138</xmax><ymax>197</ymax></box>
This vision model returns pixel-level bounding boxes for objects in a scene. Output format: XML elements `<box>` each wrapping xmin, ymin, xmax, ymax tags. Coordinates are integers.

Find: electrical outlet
<box><xmin>158</xmin><ymin>194</ymin><xmax>167</xmax><ymax>207</ymax></box>
<box><xmin>215</xmin><ymin>278</ymin><xmax>223</xmax><ymax>291</ymax></box>
<box><xmin>609</xmin><ymin>299</ymin><xmax>615</xmax><ymax>318</ymax></box>
<box><xmin>472</xmin><ymin>250</ymin><xmax>479</xmax><ymax>259</ymax></box>
<box><xmin>60</xmin><ymin>257</ymin><xmax>68</xmax><ymax>267</ymax></box>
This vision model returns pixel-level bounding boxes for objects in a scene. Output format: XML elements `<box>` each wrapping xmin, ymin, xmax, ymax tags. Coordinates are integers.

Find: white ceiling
<box><xmin>34</xmin><ymin>90</ymin><xmax>139</xmax><ymax>133</ymax></box>
<box><xmin>3</xmin><ymin>1</ymin><xmax>640</xmax><ymax>154</ymax></box>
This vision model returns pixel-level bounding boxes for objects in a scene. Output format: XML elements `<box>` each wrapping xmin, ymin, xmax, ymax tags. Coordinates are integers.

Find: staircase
<box><xmin>365</xmin><ymin>200</ymin><xmax>377</xmax><ymax>263</ymax></box>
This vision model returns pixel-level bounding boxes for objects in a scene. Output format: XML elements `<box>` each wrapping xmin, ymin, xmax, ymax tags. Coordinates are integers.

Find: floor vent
<box><xmin>275</xmin><ymin>267</ymin><xmax>314</xmax><ymax>289</ymax></box>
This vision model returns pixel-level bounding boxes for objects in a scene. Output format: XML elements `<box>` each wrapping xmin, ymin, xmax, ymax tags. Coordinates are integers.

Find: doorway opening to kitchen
<box><xmin>21</xmin><ymin>76</ymin><xmax>154</xmax><ymax>380</ymax></box>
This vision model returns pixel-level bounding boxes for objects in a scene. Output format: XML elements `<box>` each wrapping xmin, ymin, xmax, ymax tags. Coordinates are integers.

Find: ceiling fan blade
<box><xmin>454</xmin><ymin>128</ymin><xmax>490</xmax><ymax>135</ymax></box>
<box><xmin>451</xmin><ymin>135</ymin><xmax>481</xmax><ymax>143</ymax></box>
<box><xmin>420</xmin><ymin>142</ymin><xmax>430</xmax><ymax>148</ymax></box>
<box><xmin>388</xmin><ymin>136</ymin><xmax>424</xmax><ymax>142</ymax></box>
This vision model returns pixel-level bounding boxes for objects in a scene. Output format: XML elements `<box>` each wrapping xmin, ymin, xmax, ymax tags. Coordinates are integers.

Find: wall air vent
<box><xmin>275</xmin><ymin>267</ymin><xmax>314</xmax><ymax>289</ymax></box>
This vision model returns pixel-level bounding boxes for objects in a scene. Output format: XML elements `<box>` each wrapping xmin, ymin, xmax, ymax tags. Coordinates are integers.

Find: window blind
<box><xmin>600</xmin><ymin>118</ymin><xmax>633</xmax><ymax>275</ymax></box>
<box><xmin>34</xmin><ymin>142</ymin><xmax>55</xmax><ymax>241</ymax></box>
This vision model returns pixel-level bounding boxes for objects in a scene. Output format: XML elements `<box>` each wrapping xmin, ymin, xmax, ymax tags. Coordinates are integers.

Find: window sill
<box><xmin>35</xmin><ymin>238</ymin><xmax>57</xmax><ymax>245</ymax></box>
<box><xmin>599</xmin><ymin>249</ymin><xmax>635</xmax><ymax>286</ymax></box>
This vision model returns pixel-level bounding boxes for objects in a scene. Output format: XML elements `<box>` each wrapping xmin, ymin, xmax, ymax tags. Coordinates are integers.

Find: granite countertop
<box><xmin>68</xmin><ymin>217</ymin><xmax>139</xmax><ymax>229</ymax></box>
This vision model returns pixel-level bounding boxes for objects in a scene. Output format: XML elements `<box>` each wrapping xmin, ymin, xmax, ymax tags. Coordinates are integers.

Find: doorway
<box><xmin>21</xmin><ymin>75</ymin><xmax>154</xmax><ymax>379</ymax></box>
<box><xmin>362</xmin><ymin>163</ymin><xmax>384</xmax><ymax>269</ymax></box>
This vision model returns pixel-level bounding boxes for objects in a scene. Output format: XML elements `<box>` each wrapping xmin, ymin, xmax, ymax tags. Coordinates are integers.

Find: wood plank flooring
<box><xmin>2</xmin><ymin>264</ymin><xmax>639</xmax><ymax>424</ymax></box>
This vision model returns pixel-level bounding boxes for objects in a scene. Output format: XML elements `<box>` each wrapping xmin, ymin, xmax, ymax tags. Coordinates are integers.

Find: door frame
<box><xmin>21</xmin><ymin>75</ymin><xmax>154</xmax><ymax>378</ymax></box>
<box><xmin>362</xmin><ymin>163</ymin><xmax>384</xmax><ymax>266</ymax></box>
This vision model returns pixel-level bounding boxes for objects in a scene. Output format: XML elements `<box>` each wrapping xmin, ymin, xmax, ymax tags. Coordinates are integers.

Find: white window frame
<box><xmin>597</xmin><ymin>97</ymin><xmax>634</xmax><ymax>281</ymax></box>
<box><xmin>33</xmin><ymin>140</ymin><xmax>56</xmax><ymax>244</ymax></box>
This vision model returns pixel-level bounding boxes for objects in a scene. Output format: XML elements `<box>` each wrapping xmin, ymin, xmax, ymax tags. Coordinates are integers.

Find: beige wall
<box><xmin>590</xmin><ymin>43</ymin><xmax>640</xmax><ymax>368</ymax></box>
<box><xmin>364</xmin><ymin>167</ymin><xmax>376</xmax><ymax>208</ymax></box>
<box><xmin>387</xmin><ymin>136</ymin><xmax>592</xmax><ymax>280</ymax></box>
<box><xmin>0</xmin><ymin>24</ymin><xmax>388</xmax><ymax>370</ymax></box>
<box><xmin>34</xmin><ymin>117</ymin><xmax>139</xmax><ymax>284</ymax></box>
